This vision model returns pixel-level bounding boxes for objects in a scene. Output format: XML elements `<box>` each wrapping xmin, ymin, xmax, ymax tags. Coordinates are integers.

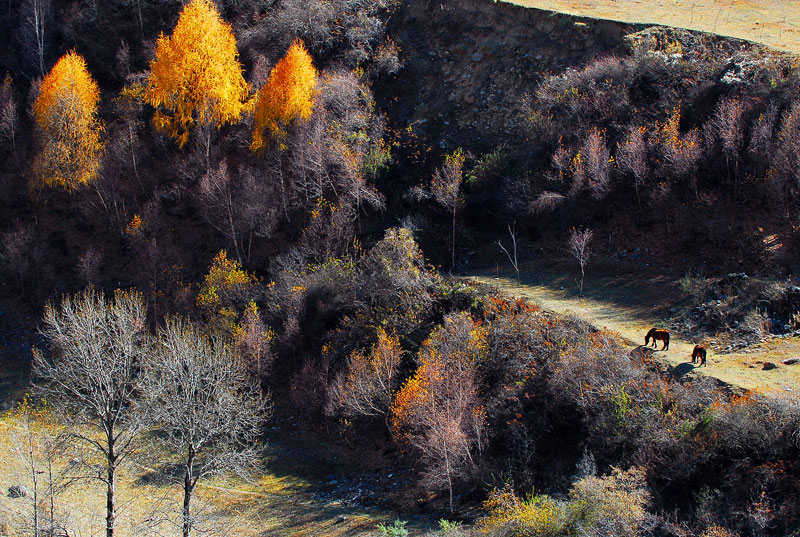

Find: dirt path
<box><xmin>502</xmin><ymin>0</ymin><xmax>800</xmax><ymax>55</ymax></box>
<box><xmin>467</xmin><ymin>264</ymin><xmax>800</xmax><ymax>394</ymax></box>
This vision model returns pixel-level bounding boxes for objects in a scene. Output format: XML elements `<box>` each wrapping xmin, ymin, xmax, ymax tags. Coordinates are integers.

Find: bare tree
<box><xmin>5</xmin><ymin>398</ymin><xmax>72</xmax><ymax>537</ymax></box>
<box><xmin>772</xmin><ymin>103</ymin><xmax>800</xmax><ymax>223</ymax></box>
<box><xmin>568</xmin><ymin>228</ymin><xmax>594</xmax><ymax>297</ymax></box>
<box><xmin>0</xmin><ymin>74</ymin><xmax>18</xmax><ymax>163</ymax></box>
<box><xmin>199</xmin><ymin>160</ymin><xmax>276</xmax><ymax>264</ymax></box>
<box><xmin>497</xmin><ymin>222</ymin><xmax>520</xmax><ymax>284</ymax></box>
<box><xmin>616</xmin><ymin>126</ymin><xmax>649</xmax><ymax>209</ymax></box>
<box><xmin>23</xmin><ymin>0</ymin><xmax>50</xmax><ymax>77</ymax></box>
<box><xmin>711</xmin><ymin>96</ymin><xmax>746</xmax><ymax>184</ymax></box>
<box><xmin>143</xmin><ymin>318</ymin><xmax>269</xmax><ymax>537</ymax></box>
<box><xmin>582</xmin><ymin>127</ymin><xmax>611</xmax><ymax>200</ymax></box>
<box><xmin>431</xmin><ymin>148</ymin><xmax>465</xmax><ymax>271</ymax></box>
<box><xmin>33</xmin><ymin>288</ymin><xmax>151</xmax><ymax>537</ymax></box>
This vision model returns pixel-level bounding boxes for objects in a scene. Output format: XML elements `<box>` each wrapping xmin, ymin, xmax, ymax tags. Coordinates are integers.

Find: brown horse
<box><xmin>645</xmin><ymin>328</ymin><xmax>670</xmax><ymax>350</ymax></box>
<box><xmin>692</xmin><ymin>345</ymin><xmax>707</xmax><ymax>366</ymax></box>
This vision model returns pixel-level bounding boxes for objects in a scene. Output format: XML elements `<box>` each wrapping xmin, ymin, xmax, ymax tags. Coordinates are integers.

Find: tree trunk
<box><xmin>183</xmin><ymin>447</ymin><xmax>196</xmax><ymax>537</ymax></box>
<box><xmin>48</xmin><ymin>457</ymin><xmax>55</xmax><ymax>536</ymax></box>
<box><xmin>29</xmin><ymin>433</ymin><xmax>39</xmax><ymax>537</ymax></box>
<box><xmin>106</xmin><ymin>434</ymin><xmax>117</xmax><ymax>537</ymax></box>
<box><xmin>451</xmin><ymin>205</ymin><xmax>456</xmax><ymax>271</ymax></box>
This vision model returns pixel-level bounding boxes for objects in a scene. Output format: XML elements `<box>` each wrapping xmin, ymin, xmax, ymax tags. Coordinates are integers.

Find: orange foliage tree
<box><xmin>251</xmin><ymin>39</ymin><xmax>317</xmax><ymax>151</ymax></box>
<box><xmin>146</xmin><ymin>0</ymin><xmax>249</xmax><ymax>151</ymax></box>
<box><xmin>33</xmin><ymin>51</ymin><xmax>103</xmax><ymax>190</ymax></box>
<box><xmin>390</xmin><ymin>312</ymin><xmax>487</xmax><ymax>511</ymax></box>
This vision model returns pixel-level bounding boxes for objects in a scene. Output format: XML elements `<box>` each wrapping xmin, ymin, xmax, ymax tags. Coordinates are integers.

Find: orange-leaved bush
<box><xmin>146</xmin><ymin>0</ymin><xmax>250</xmax><ymax>149</ymax></box>
<box><xmin>251</xmin><ymin>39</ymin><xmax>317</xmax><ymax>151</ymax></box>
<box><xmin>33</xmin><ymin>51</ymin><xmax>104</xmax><ymax>190</ymax></box>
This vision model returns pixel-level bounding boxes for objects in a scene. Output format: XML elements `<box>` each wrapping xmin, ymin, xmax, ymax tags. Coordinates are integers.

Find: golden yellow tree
<box><xmin>251</xmin><ymin>39</ymin><xmax>317</xmax><ymax>151</ymax></box>
<box><xmin>33</xmin><ymin>51</ymin><xmax>103</xmax><ymax>190</ymax></box>
<box><xmin>146</xmin><ymin>0</ymin><xmax>249</xmax><ymax>151</ymax></box>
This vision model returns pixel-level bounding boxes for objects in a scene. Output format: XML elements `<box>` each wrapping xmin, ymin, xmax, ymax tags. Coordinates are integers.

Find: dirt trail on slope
<box><xmin>466</xmin><ymin>262</ymin><xmax>800</xmax><ymax>394</ymax></box>
<box><xmin>502</xmin><ymin>0</ymin><xmax>800</xmax><ymax>55</ymax></box>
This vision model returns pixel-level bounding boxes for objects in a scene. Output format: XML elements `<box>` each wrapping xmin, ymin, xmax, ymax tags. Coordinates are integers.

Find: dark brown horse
<box><xmin>645</xmin><ymin>328</ymin><xmax>670</xmax><ymax>350</ymax></box>
<box><xmin>692</xmin><ymin>345</ymin><xmax>707</xmax><ymax>366</ymax></box>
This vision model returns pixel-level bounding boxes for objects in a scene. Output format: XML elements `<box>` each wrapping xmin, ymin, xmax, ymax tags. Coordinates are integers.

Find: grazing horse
<box><xmin>692</xmin><ymin>345</ymin><xmax>707</xmax><ymax>367</ymax></box>
<box><xmin>645</xmin><ymin>328</ymin><xmax>670</xmax><ymax>350</ymax></box>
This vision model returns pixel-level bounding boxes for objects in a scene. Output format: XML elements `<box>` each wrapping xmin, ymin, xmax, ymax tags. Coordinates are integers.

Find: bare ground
<box><xmin>503</xmin><ymin>0</ymin><xmax>800</xmax><ymax>54</ymax></box>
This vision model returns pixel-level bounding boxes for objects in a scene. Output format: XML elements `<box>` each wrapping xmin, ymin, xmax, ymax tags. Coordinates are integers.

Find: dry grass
<box><xmin>0</xmin><ymin>418</ymin><xmax>424</xmax><ymax>537</ymax></box>
<box><xmin>467</xmin><ymin>261</ymin><xmax>800</xmax><ymax>394</ymax></box>
<box><xmin>502</xmin><ymin>0</ymin><xmax>800</xmax><ymax>55</ymax></box>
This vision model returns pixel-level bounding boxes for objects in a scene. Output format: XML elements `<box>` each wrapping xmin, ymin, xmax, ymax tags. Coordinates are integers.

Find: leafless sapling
<box><xmin>497</xmin><ymin>222</ymin><xmax>520</xmax><ymax>284</ymax></box>
<box><xmin>568</xmin><ymin>227</ymin><xmax>594</xmax><ymax>298</ymax></box>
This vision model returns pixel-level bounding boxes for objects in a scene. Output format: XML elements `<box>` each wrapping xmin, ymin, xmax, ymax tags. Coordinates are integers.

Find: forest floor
<box><xmin>467</xmin><ymin>257</ymin><xmax>800</xmax><ymax>394</ymax></box>
<box><xmin>504</xmin><ymin>0</ymin><xmax>800</xmax><ymax>54</ymax></box>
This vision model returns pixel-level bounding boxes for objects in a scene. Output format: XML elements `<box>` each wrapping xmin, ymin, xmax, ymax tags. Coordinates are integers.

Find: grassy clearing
<box><xmin>0</xmin><ymin>415</ymin><xmax>430</xmax><ymax>537</ymax></box>
<box><xmin>467</xmin><ymin>259</ymin><xmax>800</xmax><ymax>394</ymax></box>
<box><xmin>502</xmin><ymin>0</ymin><xmax>800</xmax><ymax>54</ymax></box>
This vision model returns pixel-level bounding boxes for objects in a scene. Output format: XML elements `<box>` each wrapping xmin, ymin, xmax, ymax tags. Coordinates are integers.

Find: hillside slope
<box><xmin>504</xmin><ymin>0</ymin><xmax>800</xmax><ymax>54</ymax></box>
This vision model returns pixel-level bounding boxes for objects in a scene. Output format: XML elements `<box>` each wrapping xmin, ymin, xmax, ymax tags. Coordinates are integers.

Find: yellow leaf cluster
<box><xmin>196</xmin><ymin>250</ymin><xmax>254</xmax><ymax>310</ymax></box>
<box><xmin>146</xmin><ymin>0</ymin><xmax>250</xmax><ymax>148</ymax></box>
<box><xmin>251</xmin><ymin>39</ymin><xmax>317</xmax><ymax>151</ymax></box>
<box><xmin>33</xmin><ymin>51</ymin><xmax>104</xmax><ymax>190</ymax></box>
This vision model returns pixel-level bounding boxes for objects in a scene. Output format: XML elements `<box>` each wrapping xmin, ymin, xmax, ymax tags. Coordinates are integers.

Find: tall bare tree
<box><xmin>143</xmin><ymin>318</ymin><xmax>269</xmax><ymax>537</ymax></box>
<box><xmin>199</xmin><ymin>160</ymin><xmax>277</xmax><ymax>264</ymax></box>
<box><xmin>23</xmin><ymin>0</ymin><xmax>49</xmax><ymax>77</ymax></box>
<box><xmin>0</xmin><ymin>74</ymin><xmax>18</xmax><ymax>163</ymax></box>
<box><xmin>568</xmin><ymin>227</ymin><xmax>594</xmax><ymax>298</ymax></box>
<box><xmin>33</xmin><ymin>288</ymin><xmax>151</xmax><ymax>537</ymax></box>
<box><xmin>616</xmin><ymin>126</ymin><xmax>649</xmax><ymax>209</ymax></box>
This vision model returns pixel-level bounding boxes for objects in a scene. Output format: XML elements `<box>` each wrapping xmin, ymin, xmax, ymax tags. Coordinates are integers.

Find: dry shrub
<box><xmin>479</xmin><ymin>467</ymin><xmax>651</xmax><ymax>537</ymax></box>
<box><xmin>701</xmin><ymin>524</ymin><xmax>739</xmax><ymax>537</ymax></box>
<box><xmin>711</xmin><ymin>394</ymin><xmax>800</xmax><ymax>460</ymax></box>
<box><xmin>568</xmin><ymin>466</ymin><xmax>651</xmax><ymax>537</ymax></box>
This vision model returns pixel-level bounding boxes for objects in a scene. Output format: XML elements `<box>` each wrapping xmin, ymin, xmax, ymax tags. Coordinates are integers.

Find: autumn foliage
<box><xmin>33</xmin><ymin>51</ymin><xmax>103</xmax><ymax>190</ymax></box>
<box><xmin>390</xmin><ymin>312</ymin><xmax>487</xmax><ymax>510</ymax></box>
<box><xmin>251</xmin><ymin>39</ymin><xmax>317</xmax><ymax>151</ymax></box>
<box><xmin>333</xmin><ymin>327</ymin><xmax>403</xmax><ymax>418</ymax></box>
<box><xmin>196</xmin><ymin>250</ymin><xmax>256</xmax><ymax>334</ymax></box>
<box><xmin>146</xmin><ymin>0</ymin><xmax>250</xmax><ymax>148</ymax></box>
